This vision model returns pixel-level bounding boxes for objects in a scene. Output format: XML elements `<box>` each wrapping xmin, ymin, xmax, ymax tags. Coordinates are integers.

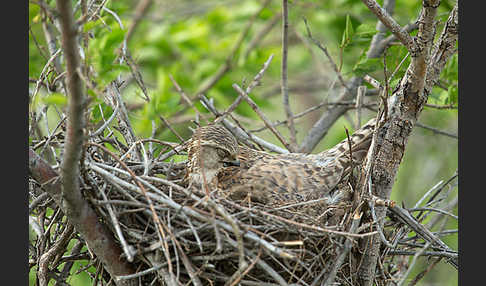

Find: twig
<box><xmin>105</xmin><ymin>82</ymin><xmax>142</xmax><ymax>161</ymax></box>
<box><xmin>169</xmin><ymin>74</ymin><xmax>208</xmax><ymax>125</ymax></box>
<box><xmin>360</xmin><ymin>0</ymin><xmax>415</xmax><ymax>51</ymax></box>
<box><xmin>90</xmin><ymin>100</ymin><xmax>120</xmax><ymax>137</ymax></box>
<box><xmin>424</xmin><ymin>103</ymin><xmax>457</xmax><ymax>109</ymax></box>
<box><xmin>408</xmin><ymin>207</ymin><xmax>457</xmax><ymax>220</ymax></box>
<box><xmin>281</xmin><ymin>0</ymin><xmax>297</xmax><ymax>149</ymax></box>
<box><xmin>416</xmin><ymin>172</ymin><xmax>458</xmax><ymax>221</ymax></box>
<box><xmin>387</xmin><ymin>250</ymin><xmax>456</xmax><ymax>259</ymax></box>
<box><xmin>396</xmin><ymin>242</ymin><xmax>432</xmax><ymax>286</ymax></box>
<box><xmin>194</xmin><ymin>0</ymin><xmax>271</xmax><ymax>97</ymax></box>
<box><xmin>415</xmin><ymin>122</ymin><xmax>458</xmax><ymax>139</ymax></box>
<box><xmin>251</xmin><ymin>100</ymin><xmax>377</xmax><ymax>133</ymax></box>
<box><xmin>124</xmin><ymin>0</ymin><xmax>153</xmax><ymax>44</ymax></box>
<box><xmin>116</xmin><ymin>263</ymin><xmax>167</xmax><ymax>281</ymax></box>
<box><xmin>98</xmin><ymin>183</ymin><xmax>135</xmax><ymax>262</ymax></box>
<box><xmin>323</xmin><ymin>211</ymin><xmax>362</xmax><ymax>286</ymax></box>
<box><xmin>369</xmin><ymin>22</ymin><xmax>418</xmax><ymax>58</ymax></box>
<box><xmin>303</xmin><ymin>17</ymin><xmax>350</xmax><ymax>92</ymax></box>
<box><xmin>387</xmin><ymin>51</ymin><xmax>409</xmax><ymax>85</ymax></box>
<box><xmin>407</xmin><ymin>257</ymin><xmax>441</xmax><ymax>286</ymax></box>
<box><xmin>232</xmin><ymin>83</ymin><xmax>294</xmax><ymax>151</ymax></box>
<box><xmin>198</xmin><ymin>94</ymin><xmax>289</xmax><ymax>154</ymax></box>
<box><xmin>344</xmin><ymin>127</ymin><xmax>354</xmax><ymax>170</ymax></box>
<box><xmin>243</xmin><ymin>13</ymin><xmax>281</xmax><ymax>59</ymax></box>
<box><xmin>228</xmin><ymin>248</ymin><xmax>262</xmax><ymax>286</ymax></box>
<box><xmin>38</xmin><ymin>224</ymin><xmax>75</xmax><ymax>286</ymax></box>
<box><xmin>389</xmin><ymin>205</ymin><xmax>458</xmax><ymax>269</ymax></box>
<box><xmin>297</xmin><ymin>56</ymin><xmax>364</xmax><ymax>154</ymax></box>
<box><xmin>158</xmin><ymin>114</ymin><xmax>185</xmax><ymax>142</ymax></box>
<box><xmin>356</xmin><ymin>86</ymin><xmax>366</xmax><ymax>129</ymax></box>
<box><xmin>215</xmin><ymin>54</ymin><xmax>275</xmax><ymax>124</ymax></box>
<box><xmin>425</xmin><ymin>3</ymin><xmax>458</xmax><ymax>94</ymax></box>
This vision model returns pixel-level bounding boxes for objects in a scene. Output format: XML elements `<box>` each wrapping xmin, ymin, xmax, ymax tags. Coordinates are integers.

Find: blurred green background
<box><xmin>29</xmin><ymin>0</ymin><xmax>457</xmax><ymax>285</ymax></box>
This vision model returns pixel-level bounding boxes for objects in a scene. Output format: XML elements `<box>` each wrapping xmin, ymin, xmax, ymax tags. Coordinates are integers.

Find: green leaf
<box><xmin>29</xmin><ymin>3</ymin><xmax>40</xmax><ymax>23</ymax></box>
<box><xmin>355</xmin><ymin>23</ymin><xmax>376</xmax><ymax>37</ymax></box>
<box><xmin>352</xmin><ymin>56</ymin><xmax>383</xmax><ymax>76</ymax></box>
<box><xmin>91</xmin><ymin>103</ymin><xmax>113</xmax><ymax>124</ymax></box>
<box><xmin>340</xmin><ymin>14</ymin><xmax>354</xmax><ymax>48</ymax></box>
<box><xmin>353</xmin><ymin>23</ymin><xmax>376</xmax><ymax>45</ymax></box>
<box><xmin>42</xmin><ymin>93</ymin><xmax>67</xmax><ymax>106</ymax></box>
<box><xmin>89</xmin><ymin>27</ymin><xmax>126</xmax><ymax>83</ymax></box>
<box><xmin>83</xmin><ymin>18</ymin><xmax>105</xmax><ymax>32</ymax></box>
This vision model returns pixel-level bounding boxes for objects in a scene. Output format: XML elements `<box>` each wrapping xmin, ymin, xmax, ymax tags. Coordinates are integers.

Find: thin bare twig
<box><xmin>396</xmin><ymin>242</ymin><xmax>432</xmax><ymax>286</ymax></box>
<box><xmin>415</xmin><ymin>122</ymin><xmax>458</xmax><ymax>139</ymax></box>
<box><xmin>233</xmin><ymin>83</ymin><xmax>294</xmax><ymax>151</ymax></box>
<box><xmin>281</xmin><ymin>0</ymin><xmax>297</xmax><ymax>149</ymax></box>
<box><xmin>215</xmin><ymin>54</ymin><xmax>275</xmax><ymax>125</ymax></box>
<box><xmin>303</xmin><ymin>17</ymin><xmax>350</xmax><ymax>92</ymax></box>
<box><xmin>194</xmin><ymin>0</ymin><xmax>272</xmax><ymax>97</ymax></box>
<box><xmin>199</xmin><ymin>94</ymin><xmax>289</xmax><ymax>154</ymax></box>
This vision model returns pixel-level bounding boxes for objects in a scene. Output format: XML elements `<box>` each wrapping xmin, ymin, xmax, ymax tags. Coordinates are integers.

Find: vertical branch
<box><xmin>56</xmin><ymin>0</ymin><xmax>86</xmax><ymax>213</ymax></box>
<box><xmin>357</xmin><ymin>1</ymin><xmax>446</xmax><ymax>285</ymax></box>
<box><xmin>281</xmin><ymin>0</ymin><xmax>297</xmax><ymax>150</ymax></box>
<box><xmin>54</xmin><ymin>1</ymin><xmax>137</xmax><ymax>284</ymax></box>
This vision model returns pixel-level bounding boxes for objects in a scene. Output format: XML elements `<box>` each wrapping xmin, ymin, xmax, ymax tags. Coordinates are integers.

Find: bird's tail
<box><xmin>319</xmin><ymin>117</ymin><xmax>376</xmax><ymax>165</ymax></box>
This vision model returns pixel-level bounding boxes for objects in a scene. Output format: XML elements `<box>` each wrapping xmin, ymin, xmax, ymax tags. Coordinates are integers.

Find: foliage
<box><xmin>29</xmin><ymin>0</ymin><xmax>457</xmax><ymax>285</ymax></box>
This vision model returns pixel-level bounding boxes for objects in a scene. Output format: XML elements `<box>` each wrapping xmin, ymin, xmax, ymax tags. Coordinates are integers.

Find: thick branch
<box><xmin>360</xmin><ymin>0</ymin><xmax>415</xmax><ymax>51</ymax></box>
<box><xmin>29</xmin><ymin>149</ymin><xmax>137</xmax><ymax>285</ymax></box>
<box><xmin>357</xmin><ymin>1</ymin><xmax>451</xmax><ymax>285</ymax></box>
<box><xmin>56</xmin><ymin>0</ymin><xmax>86</xmax><ymax>213</ymax></box>
<box><xmin>425</xmin><ymin>2</ymin><xmax>458</xmax><ymax>93</ymax></box>
<box><xmin>55</xmin><ymin>0</ymin><xmax>137</xmax><ymax>284</ymax></box>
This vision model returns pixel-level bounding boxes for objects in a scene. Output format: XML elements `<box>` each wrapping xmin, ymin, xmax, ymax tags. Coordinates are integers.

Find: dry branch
<box><xmin>29</xmin><ymin>1</ymin><xmax>457</xmax><ymax>285</ymax></box>
<box><xmin>356</xmin><ymin>1</ymin><xmax>457</xmax><ymax>284</ymax></box>
<box><xmin>29</xmin><ymin>148</ymin><xmax>137</xmax><ymax>285</ymax></box>
<box><xmin>281</xmin><ymin>0</ymin><xmax>297</xmax><ymax>150</ymax></box>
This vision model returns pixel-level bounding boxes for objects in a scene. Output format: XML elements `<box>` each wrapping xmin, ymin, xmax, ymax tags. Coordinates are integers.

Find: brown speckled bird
<box><xmin>186</xmin><ymin>118</ymin><xmax>376</xmax><ymax>215</ymax></box>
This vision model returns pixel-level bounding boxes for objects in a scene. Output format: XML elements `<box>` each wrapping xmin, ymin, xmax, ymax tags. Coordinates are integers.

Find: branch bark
<box><xmin>360</xmin><ymin>0</ymin><xmax>415</xmax><ymax>51</ymax></box>
<box><xmin>51</xmin><ymin>1</ymin><xmax>138</xmax><ymax>284</ymax></box>
<box><xmin>356</xmin><ymin>1</ymin><xmax>457</xmax><ymax>285</ymax></box>
<box><xmin>281</xmin><ymin>0</ymin><xmax>297</xmax><ymax>150</ymax></box>
<box><xmin>29</xmin><ymin>149</ymin><xmax>137</xmax><ymax>285</ymax></box>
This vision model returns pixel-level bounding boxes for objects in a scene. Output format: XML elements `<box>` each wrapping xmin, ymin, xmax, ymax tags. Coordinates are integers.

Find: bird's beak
<box><xmin>223</xmin><ymin>159</ymin><xmax>240</xmax><ymax>167</ymax></box>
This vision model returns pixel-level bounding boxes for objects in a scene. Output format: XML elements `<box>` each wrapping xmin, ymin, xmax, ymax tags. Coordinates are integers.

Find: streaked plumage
<box><xmin>186</xmin><ymin>119</ymin><xmax>376</xmax><ymax>216</ymax></box>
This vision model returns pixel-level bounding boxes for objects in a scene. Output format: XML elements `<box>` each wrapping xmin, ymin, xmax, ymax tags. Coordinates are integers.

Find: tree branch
<box><xmin>357</xmin><ymin>1</ymin><xmax>452</xmax><ymax>285</ymax></box>
<box><xmin>360</xmin><ymin>0</ymin><xmax>415</xmax><ymax>52</ymax></box>
<box><xmin>281</xmin><ymin>0</ymin><xmax>297</xmax><ymax>150</ymax></box>
<box><xmin>54</xmin><ymin>0</ymin><xmax>138</xmax><ymax>284</ymax></box>
<box><xmin>29</xmin><ymin>149</ymin><xmax>137</xmax><ymax>285</ymax></box>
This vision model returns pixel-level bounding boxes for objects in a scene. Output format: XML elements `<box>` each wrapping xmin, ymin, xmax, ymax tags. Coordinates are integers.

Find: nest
<box><xmin>29</xmin><ymin>89</ymin><xmax>457</xmax><ymax>285</ymax></box>
<box><xmin>81</xmin><ymin>142</ymin><xmax>392</xmax><ymax>286</ymax></box>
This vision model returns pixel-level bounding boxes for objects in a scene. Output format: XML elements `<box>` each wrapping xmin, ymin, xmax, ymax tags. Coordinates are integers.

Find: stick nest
<box><xmin>82</xmin><ymin>142</ymin><xmax>389</xmax><ymax>286</ymax></box>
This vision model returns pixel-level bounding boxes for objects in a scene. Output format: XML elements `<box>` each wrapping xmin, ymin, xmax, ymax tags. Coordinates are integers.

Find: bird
<box><xmin>185</xmin><ymin>118</ymin><xmax>376</xmax><ymax>223</ymax></box>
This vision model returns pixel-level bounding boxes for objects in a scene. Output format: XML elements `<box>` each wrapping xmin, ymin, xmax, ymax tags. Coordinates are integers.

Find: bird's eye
<box><xmin>222</xmin><ymin>161</ymin><xmax>231</xmax><ymax>167</ymax></box>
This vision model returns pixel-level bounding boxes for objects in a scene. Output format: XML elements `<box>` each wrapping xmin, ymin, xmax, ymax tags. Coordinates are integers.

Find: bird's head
<box><xmin>187</xmin><ymin>125</ymin><xmax>240</xmax><ymax>187</ymax></box>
